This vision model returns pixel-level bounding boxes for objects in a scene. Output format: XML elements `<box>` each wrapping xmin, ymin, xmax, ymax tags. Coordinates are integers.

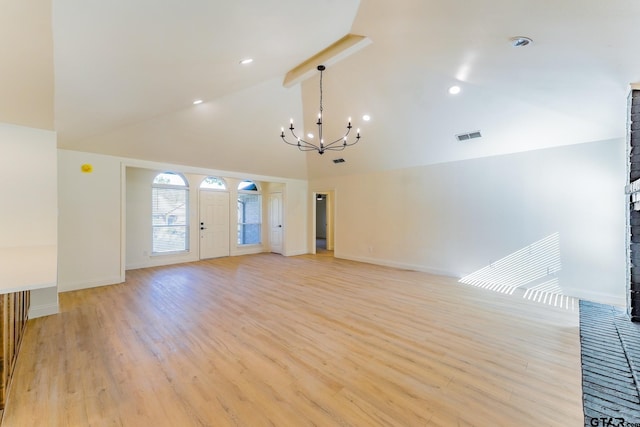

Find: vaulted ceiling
<box><xmin>5</xmin><ymin>0</ymin><xmax>640</xmax><ymax>180</ymax></box>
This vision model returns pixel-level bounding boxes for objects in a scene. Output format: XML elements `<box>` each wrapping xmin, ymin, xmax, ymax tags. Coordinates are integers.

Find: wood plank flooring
<box><xmin>2</xmin><ymin>254</ymin><xmax>583</xmax><ymax>426</ymax></box>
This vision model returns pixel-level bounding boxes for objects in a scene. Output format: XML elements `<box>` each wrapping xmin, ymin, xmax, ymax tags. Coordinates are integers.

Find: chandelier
<box><xmin>280</xmin><ymin>65</ymin><xmax>360</xmax><ymax>155</ymax></box>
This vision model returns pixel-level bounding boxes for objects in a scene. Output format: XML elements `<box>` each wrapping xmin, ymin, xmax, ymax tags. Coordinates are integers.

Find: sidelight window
<box><xmin>237</xmin><ymin>180</ymin><xmax>261</xmax><ymax>245</ymax></box>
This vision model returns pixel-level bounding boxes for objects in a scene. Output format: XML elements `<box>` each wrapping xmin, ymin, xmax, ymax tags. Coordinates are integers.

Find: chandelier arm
<box><xmin>323</xmin><ymin>129</ymin><xmax>362</xmax><ymax>149</ymax></box>
<box><xmin>285</xmin><ymin>126</ymin><xmax>314</xmax><ymax>148</ymax></box>
<box><xmin>281</xmin><ymin>127</ymin><xmax>325</xmax><ymax>152</ymax></box>
<box><xmin>280</xmin><ymin>136</ymin><xmax>303</xmax><ymax>147</ymax></box>
<box><xmin>280</xmin><ymin>64</ymin><xmax>361</xmax><ymax>155</ymax></box>
<box><xmin>299</xmin><ymin>142</ymin><xmax>320</xmax><ymax>151</ymax></box>
<box><xmin>343</xmin><ymin>135</ymin><xmax>361</xmax><ymax>147</ymax></box>
<box><xmin>324</xmin><ymin>139</ymin><xmax>360</xmax><ymax>151</ymax></box>
<box><xmin>282</xmin><ymin>135</ymin><xmax>319</xmax><ymax>151</ymax></box>
<box><xmin>323</xmin><ymin>131</ymin><xmax>352</xmax><ymax>149</ymax></box>
<box><xmin>322</xmin><ymin>145</ymin><xmax>347</xmax><ymax>152</ymax></box>
<box><xmin>287</xmin><ymin>125</ymin><xmax>302</xmax><ymax>141</ymax></box>
<box><xmin>298</xmin><ymin>145</ymin><xmax>321</xmax><ymax>152</ymax></box>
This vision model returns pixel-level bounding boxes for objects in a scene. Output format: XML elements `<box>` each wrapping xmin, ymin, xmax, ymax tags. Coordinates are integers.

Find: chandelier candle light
<box><xmin>280</xmin><ymin>65</ymin><xmax>360</xmax><ymax>155</ymax></box>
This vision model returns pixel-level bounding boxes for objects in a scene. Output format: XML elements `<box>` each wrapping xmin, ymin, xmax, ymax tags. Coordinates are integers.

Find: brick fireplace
<box><xmin>627</xmin><ymin>87</ymin><xmax>640</xmax><ymax>322</ymax></box>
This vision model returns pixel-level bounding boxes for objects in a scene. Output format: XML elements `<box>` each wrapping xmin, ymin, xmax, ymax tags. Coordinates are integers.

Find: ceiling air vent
<box><xmin>456</xmin><ymin>131</ymin><xmax>482</xmax><ymax>142</ymax></box>
<box><xmin>333</xmin><ymin>158</ymin><xmax>346</xmax><ymax>164</ymax></box>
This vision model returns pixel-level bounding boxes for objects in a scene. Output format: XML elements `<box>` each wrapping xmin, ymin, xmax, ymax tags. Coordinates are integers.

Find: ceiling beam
<box><xmin>283</xmin><ymin>34</ymin><xmax>372</xmax><ymax>88</ymax></box>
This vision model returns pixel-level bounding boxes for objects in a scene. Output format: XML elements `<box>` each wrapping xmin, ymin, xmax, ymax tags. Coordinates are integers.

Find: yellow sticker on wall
<box><xmin>81</xmin><ymin>163</ymin><xmax>93</xmax><ymax>173</ymax></box>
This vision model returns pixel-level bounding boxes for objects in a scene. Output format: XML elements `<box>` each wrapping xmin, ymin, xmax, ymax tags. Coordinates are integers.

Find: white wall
<box><xmin>0</xmin><ymin>124</ymin><xmax>57</xmax><ymax>248</ymax></box>
<box><xmin>283</xmin><ymin>180</ymin><xmax>308</xmax><ymax>256</ymax></box>
<box><xmin>58</xmin><ymin>150</ymin><xmax>123</xmax><ymax>291</ymax></box>
<box><xmin>58</xmin><ymin>150</ymin><xmax>309</xmax><ymax>290</ymax></box>
<box><xmin>310</xmin><ymin>138</ymin><xmax>627</xmax><ymax>305</ymax></box>
<box><xmin>0</xmin><ymin>123</ymin><xmax>58</xmax><ymax>317</ymax></box>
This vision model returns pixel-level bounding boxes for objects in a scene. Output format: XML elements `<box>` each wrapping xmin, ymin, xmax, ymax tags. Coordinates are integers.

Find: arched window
<box><xmin>200</xmin><ymin>176</ymin><xmax>227</xmax><ymax>190</ymax></box>
<box><xmin>237</xmin><ymin>180</ymin><xmax>261</xmax><ymax>245</ymax></box>
<box><xmin>152</xmin><ymin>172</ymin><xmax>189</xmax><ymax>253</ymax></box>
<box><xmin>238</xmin><ymin>179</ymin><xmax>258</xmax><ymax>191</ymax></box>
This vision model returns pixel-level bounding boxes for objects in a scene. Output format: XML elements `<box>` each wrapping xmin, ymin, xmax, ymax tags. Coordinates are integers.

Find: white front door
<box><xmin>199</xmin><ymin>191</ymin><xmax>230</xmax><ymax>259</ymax></box>
<box><xmin>269</xmin><ymin>192</ymin><xmax>283</xmax><ymax>254</ymax></box>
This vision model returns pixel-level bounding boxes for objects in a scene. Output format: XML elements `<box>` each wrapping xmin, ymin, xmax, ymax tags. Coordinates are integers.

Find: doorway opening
<box><xmin>313</xmin><ymin>191</ymin><xmax>334</xmax><ymax>255</ymax></box>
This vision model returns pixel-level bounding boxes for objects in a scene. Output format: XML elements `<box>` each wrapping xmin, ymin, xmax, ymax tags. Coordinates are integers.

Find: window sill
<box><xmin>151</xmin><ymin>250</ymin><xmax>190</xmax><ymax>257</ymax></box>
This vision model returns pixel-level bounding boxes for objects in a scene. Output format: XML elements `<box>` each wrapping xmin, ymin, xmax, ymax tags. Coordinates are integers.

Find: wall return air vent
<box><xmin>456</xmin><ymin>131</ymin><xmax>482</xmax><ymax>142</ymax></box>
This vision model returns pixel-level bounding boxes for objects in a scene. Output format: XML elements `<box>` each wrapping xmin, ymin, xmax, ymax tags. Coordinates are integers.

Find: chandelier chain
<box><xmin>319</xmin><ymin>69</ymin><xmax>323</xmax><ymax>118</ymax></box>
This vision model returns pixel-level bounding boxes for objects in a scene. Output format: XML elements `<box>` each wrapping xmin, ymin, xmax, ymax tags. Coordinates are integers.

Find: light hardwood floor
<box><xmin>3</xmin><ymin>254</ymin><xmax>583</xmax><ymax>426</ymax></box>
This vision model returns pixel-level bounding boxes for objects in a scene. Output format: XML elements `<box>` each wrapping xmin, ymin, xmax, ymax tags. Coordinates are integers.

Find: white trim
<box><xmin>311</xmin><ymin>189</ymin><xmax>336</xmax><ymax>254</ymax></box>
<box><xmin>150</xmin><ymin>249</ymin><xmax>190</xmax><ymax>257</ymax></box>
<box><xmin>232</xmin><ymin>245</ymin><xmax>265</xmax><ymax>257</ymax></box>
<box><xmin>58</xmin><ymin>276</ymin><xmax>123</xmax><ymax>293</ymax></box>
<box><xmin>29</xmin><ymin>302</ymin><xmax>59</xmax><ymax>319</ymax></box>
<box><xmin>336</xmin><ymin>253</ymin><xmax>460</xmax><ymax>278</ymax></box>
<box><xmin>126</xmin><ymin>254</ymin><xmax>198</xmax><ymax>271</ymax></box>
<box><xmin>237</xmin><ymin>191</ymin><xmax>262</xmax><ymax>247</ymax></box>
<box><xmin>284</xmin><ymin>249</ymin><xmax>308</xmax><ymax>257</ymax></box>
<box><xmin>120</xmin><ymin>163</ymin><xmax>127</xmax><ymax>285</ymax></box>
<box><xmin>340</xmin><ymin>253</ymin><xmax>628</xmax><ymax>308</ymax></box>
<box><xmin>119</xmin><ymin>153</ymin><xmax>307</xmax><ymax>185</ymax></box>
<box><xmin>562</xmin><ymin>287</ymin><xmax>626</xmax><ymax>307</ymax></box>
<box><xmin>199</xmin><ymin>176</ymin><xmax>228</xmax><ymax>190</ymax></box>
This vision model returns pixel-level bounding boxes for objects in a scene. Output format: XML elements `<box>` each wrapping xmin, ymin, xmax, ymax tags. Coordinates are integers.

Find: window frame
<box><xmin>237</xmin><ymin>180</ymin><xmax>262</xmax><ymax>246</ymax></box>
<box><xmin>200</xmin><ymin>176</ymin><xmax>227</xmax><ymax>191</ymax></box>
<box><xmin>151</xmin><ymin>172</ymin><xmax>190</xmax><ymax>255</ymax></box>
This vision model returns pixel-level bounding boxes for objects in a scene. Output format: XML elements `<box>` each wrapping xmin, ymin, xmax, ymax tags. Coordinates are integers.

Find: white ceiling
<box><xmin>49</xmin><ymin>0</ymin><xmax>640</xmax><ymax>179</ymax></box>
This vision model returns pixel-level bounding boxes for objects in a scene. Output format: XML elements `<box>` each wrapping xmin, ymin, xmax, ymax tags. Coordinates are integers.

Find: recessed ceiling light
<box><xmin>510</xmin><ymin>36</ymin><xmax>533</xmax><ymax>47</ymax></box>
<box><xmin>362</xmin><ymin>114</ymin><xmax>371</xmax><ymax>121</ymax></box>
<box><xmin>193</xmin><ymin>99</ymin><xmax>203</xmax><ymax>105</ymax></box>
<box><xmin>307</xmin><ymin>133</ymin><xmax>314</xmax><ymax>139</ymax></box>
<box><xmin>448</xmin><ymin>86</ymin><xmax>461</xmax><ymax>95</ymax></box>
<box><xmin>240</xmin><ymin>58</ymin><xmax>253</xmax><ymax>65</ymax></box>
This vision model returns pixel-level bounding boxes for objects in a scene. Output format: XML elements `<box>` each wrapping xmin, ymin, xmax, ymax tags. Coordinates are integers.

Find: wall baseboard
<box><xmin>29</xmin><ymin>302</ymin><xmax>59</xmax><ymax>319</ymax></box>
<box><xmin>563</xmin><ymin>287</ymin><xmax>627</xmax><ymax>307</ymax></box>
<box><xmin>336</xmin><ymin>253</ymin><xmax>460</xmax><ymax>278</ymax></box>
<box><xmin>336</xmin><ymin>254</ymin><xmax>628</xmax><ymax>308</ymax></box>
<box><xmin>58</xmin><ymin>276</ymin><xmax>123</xmax><ymax>293</ymax></box>
<box><xmin>126</xmin><ymin>257</ymin><xmax>196</xmax><ymax>271</ymax></box>
<box><xmin>230</xmin><ymin>246</ymin><xmax>266</xmax><ymax>257</ymax></box>
<box><xmin>284</xmin><ymin>249</ymin><xmax>308</xmax><ymax>257</ymax></box>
